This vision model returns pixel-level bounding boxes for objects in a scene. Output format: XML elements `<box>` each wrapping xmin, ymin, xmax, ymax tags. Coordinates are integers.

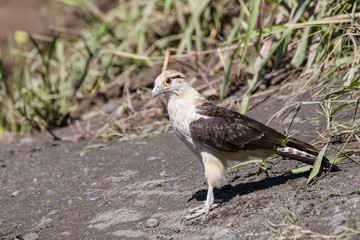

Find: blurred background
<box><xmin>0</xmin><ymin>0</ymin><xmax>359</xmax><ymax>147</ymax></box>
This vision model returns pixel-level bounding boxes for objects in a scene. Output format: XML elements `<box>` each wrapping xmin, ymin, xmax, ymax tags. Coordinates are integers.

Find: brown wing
<box><xmin>189</xmin><ymin>103</ymin><xmax>286</xmax><ymax>152</ymax></box>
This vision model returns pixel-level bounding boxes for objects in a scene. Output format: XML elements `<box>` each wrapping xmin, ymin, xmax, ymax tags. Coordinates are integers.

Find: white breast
<box><xmin>165</xmin><ymin>88</ymin><xmax>207</xmax><ymax>150</ymax></box>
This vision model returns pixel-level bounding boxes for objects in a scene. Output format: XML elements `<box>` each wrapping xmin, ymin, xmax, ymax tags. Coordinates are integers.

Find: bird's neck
<box><xmin>165</xmin><ymin>86</ymin><xmax>207</xmax><ymax>108</ymax></box>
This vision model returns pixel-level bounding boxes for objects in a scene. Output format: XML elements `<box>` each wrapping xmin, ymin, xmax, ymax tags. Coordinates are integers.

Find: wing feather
<box><xmin>189</xmin><ymin>103</ymin><xmax>286</xmax><ymax>152</ymax></box>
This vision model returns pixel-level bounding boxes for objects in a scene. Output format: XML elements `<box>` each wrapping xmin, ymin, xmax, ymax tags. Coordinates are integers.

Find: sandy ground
<box><xmin>1</xmin><ymin>92</ymin><xmax>359</xmax><ymax>240</ymax></box>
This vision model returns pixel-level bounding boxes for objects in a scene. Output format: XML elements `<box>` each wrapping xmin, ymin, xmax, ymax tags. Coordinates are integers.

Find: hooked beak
<box><xmin>152</xmin><ymin>86</ymin><xmax>164</xmax><ymax>97</ymax></box>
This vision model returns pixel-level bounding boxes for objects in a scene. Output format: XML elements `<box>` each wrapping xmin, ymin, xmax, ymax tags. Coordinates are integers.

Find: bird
<box><xmin>152</xmin><ymin>69</ymin><xmax>339</xmax><ymax>219</ymax></box>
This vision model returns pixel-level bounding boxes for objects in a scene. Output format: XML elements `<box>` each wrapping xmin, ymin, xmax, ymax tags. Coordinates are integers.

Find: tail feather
<box><xmin>276</xmin><ymin>138</ymin><xmax>340</xmax><ymax>172</ymax></box>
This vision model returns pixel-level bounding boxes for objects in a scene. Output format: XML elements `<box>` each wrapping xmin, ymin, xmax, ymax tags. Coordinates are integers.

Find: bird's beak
<box><xmin>152</xmin><ymin>86</ymin><xmax>163</xmax><ymax>97</ymax></box>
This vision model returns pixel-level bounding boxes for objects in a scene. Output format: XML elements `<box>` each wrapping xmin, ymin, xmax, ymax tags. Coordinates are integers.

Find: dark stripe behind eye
<box><xmin>169</xmin><ymin>75</ymin><xmax>185</xmax><ymax>80</ymax></box>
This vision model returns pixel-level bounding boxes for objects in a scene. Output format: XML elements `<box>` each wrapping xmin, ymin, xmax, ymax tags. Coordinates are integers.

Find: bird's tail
<box><xmin>275</xmin><ymin>138</ymin><xmax>340</xmax><ymax>172</ymax></box>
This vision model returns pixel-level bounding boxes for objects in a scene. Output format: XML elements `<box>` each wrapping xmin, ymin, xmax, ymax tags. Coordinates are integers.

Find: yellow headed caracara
<box><xmin>152</xmin><ymin>70</ymin><xmax>339</xmax><ymax>219</ymax></box>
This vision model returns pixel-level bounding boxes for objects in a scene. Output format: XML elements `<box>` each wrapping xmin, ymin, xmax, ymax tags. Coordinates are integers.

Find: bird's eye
<box><xmin>165</xmin><ymin>78</ymin><xmax>171</xmax><ymax>85</ymax></box>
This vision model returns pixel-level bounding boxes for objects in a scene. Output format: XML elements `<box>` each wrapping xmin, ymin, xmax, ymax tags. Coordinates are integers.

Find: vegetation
<box><xmin>0</xmin><ymin>0</ymin><xmax>359</xmax><ymax>146</ymax></box>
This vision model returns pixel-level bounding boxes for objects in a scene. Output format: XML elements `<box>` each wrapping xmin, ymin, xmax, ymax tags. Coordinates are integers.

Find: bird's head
<box><xmin>152</xmin><ymin>70</ymin><xmax>188</xmax><ymax>97</ymax></box>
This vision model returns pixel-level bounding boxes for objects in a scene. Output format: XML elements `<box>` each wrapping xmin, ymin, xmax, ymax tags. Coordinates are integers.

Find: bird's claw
<box><xmin>185</xmin><ymin>203</ymin><xmax>219</xmax><ymax>220</ymax></box>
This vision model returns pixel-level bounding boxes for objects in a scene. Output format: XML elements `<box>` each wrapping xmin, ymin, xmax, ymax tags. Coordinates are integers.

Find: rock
<box><xmin>146</xmin><ymin>218</ymin><xmax>159</xmax><ymax>228</ymax></box>
<box><xmin>146</xmin><ymin>156</ymin><xmax>160</xmax><ymax>161</ymax></box>
<box><xmin>125</xmin><ymin>170</ymin><xmax>136</xmax><ymax>176</ymax></box>
<box><xmin>35</xmin><ymin>209</ymin><xmax>42</xmax><ymax>214</ymax></box>
<box><xmin>11</xmin><ymin>190</ymin><xmax>20</xmax><ymax>197</ymax></box>
<box><xmin>45</xmin><ymin>189</ymin><xmax>54</xmax><ymax>196</ymax></box>
<box><xmin>23</xmin><ymin>233</ymin><xmax>38</xmax><ymax>240</ymax></box>
<box><xmin>140</xmin><ymin>181</ymin><xmax>154</xmax><ymax>188</ymax></box>
<box><xmin>20</xmin><ymin>137</ymin><xmax>35</xmax><ymax>144</ymax></box>
<box><xmin>333</xmin><ymin>225</ymin><xmax>347</xmax><ymax>235</ymax></box>
<box><xmin>328</xmin><ymin>213</ymin><xmax>345</xmax><ymax>229</ymax></box>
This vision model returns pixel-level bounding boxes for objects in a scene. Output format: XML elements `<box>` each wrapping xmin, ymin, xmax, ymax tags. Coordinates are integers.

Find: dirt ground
<box><xmin>1</xmin><ymin>88</ymin><xmax>360</xmax><ymax>240</ymax></box>
<box><xmin>1</xmin><ymin>1</ymin><xmax>360</xmax><ymax>239</ymax></box>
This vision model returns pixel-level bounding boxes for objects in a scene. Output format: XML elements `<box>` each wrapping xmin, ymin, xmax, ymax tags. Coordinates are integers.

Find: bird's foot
<box><xmin>185</xmin><ymin>199</ymin><xmax>222</xmax><ymax>220</ymax></box>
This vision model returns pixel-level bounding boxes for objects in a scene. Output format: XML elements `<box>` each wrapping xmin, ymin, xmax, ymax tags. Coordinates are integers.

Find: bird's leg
<box><xmin>204</xmin><ymin>184</ymin><xmax>214</xmax><ymax>213</ymax></box>
<box><xmin>185</xmin><ymin>185</ymin><xmax>220</xmax><ymax>219</ymax></box>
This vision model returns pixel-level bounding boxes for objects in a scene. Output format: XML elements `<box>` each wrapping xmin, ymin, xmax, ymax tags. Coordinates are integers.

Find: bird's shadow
<box><xmin>187</xmin><ymin>172</ymin><xmax>307</xmax><ymax>203</ymax></box>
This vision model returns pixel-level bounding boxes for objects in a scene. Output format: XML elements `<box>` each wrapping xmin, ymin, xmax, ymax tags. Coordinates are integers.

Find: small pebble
<box><xmin>67</xmin><ymin>200</ymin><xmax>73</xmax><ymax>205</ymax></box>
<box><xmin>89</xmin><ymin>197</ymin><xmax>98</xmax><ymax>201</ymax></box>
<box><xmin>146</xmin><ymin>218</ymin><xmax>159</xmax><ymax>228</ymax></box>
<box><xmin>140</xmin><ymin>181</ymin><xmax>154</xmax><ymax>188</ymax></box>
<box><xmin>23</xmin><ymin>233</ymin><xmax>38</xmax><ymax>240</ymax></box>
<box><xmin>35</xmin><ymin>209</ymin><xmax>42</xmax><ymax>214</ymax></box>
<box><xmin>11</xmin><ymin>190</ymin><xmax>20</xmax><ymax>197</ymax></box>
<box><xmin>20</xmin><ymin>137</ymin><xmax>35</xmax><ymax>144</ymax></box>
<box><xmin>146</xmin><ymin>156</ymin><xmax>160</xmax><ymax>161</ymax></box>
<box><xmin>45</xmin><ymin>189</ymin><xmax>54</xmax><ymax>196</ymax></box>
<box><xmin>333</xmin><ymin>225</ymin><xmax>347</xmax><ymax>235</ymax></box>
<box><xmin>126</xmin><ymin>170</ymin><xmax>136</xmax><ymax>176</ymax></box>
<box><xmin>328</xmin><ymin>213</ymin><xmax>345</xmax><ymax>229</ymax></box>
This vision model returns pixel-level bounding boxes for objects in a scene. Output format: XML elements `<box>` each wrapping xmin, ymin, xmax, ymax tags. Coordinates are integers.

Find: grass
<box><xmin>0</xmin><ymin>0</ymin><xmax>359</xmax><ymax>152</ymax></box>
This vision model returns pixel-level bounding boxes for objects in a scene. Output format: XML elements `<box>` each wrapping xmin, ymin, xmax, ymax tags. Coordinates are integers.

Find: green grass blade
<box><xmin>353</xmin><ymin>97</ymin><xmax>360</xmax><ymax>122</ymax></box>
<box><xmin>290</xmin><ymin>16</ymin><xmax>313</xmax><ymax>68</ymax></box>
<box><xmin>238</xmin><ymin>0</ymin><xmax>260</xmax><ymax>75</ymax></box>
<box><xmin>284</xmin><ymin>166</ymin><xmax>312</xmax><ymax>175</ymax></box>
<box><xmin>307</xmin><ymin>144</ymin><xmax>327</xmax><ymax>184</ymax></box>
<box><xmin>227</xmin><ymin>159</ymin><xmax>263</xmax><ymax>170</ymax></box>
<box><xmin>220</xmin><ymin>42</ymin><xmax>242</xmax><ymax>101</ymax></box>
<box><xmin>327</xmin><ymin>153</ymin><xmax>347</xmax><ymax>164</ymax></box>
